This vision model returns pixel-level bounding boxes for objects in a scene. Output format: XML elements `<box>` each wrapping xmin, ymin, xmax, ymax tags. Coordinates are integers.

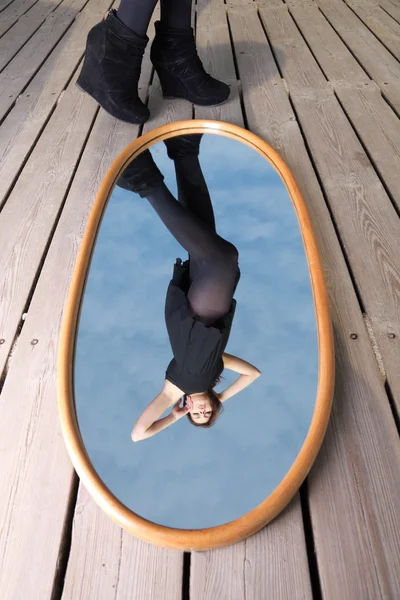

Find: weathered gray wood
<box><xmin>195</xmin><ymin>0</ymin><xmax>243</xmax><ymax>126</ymax></box>
<box><xmin>191</xmin><ymin>4</ymin><xmax>311</xmax><ymax>599</ymax></box>
<box><xmin>62</xmin><ymin>487</ymin><xmax>183</xmax><ymax>599</ymax></box>
<box><xmin>0</xmin><ymin>0</ymin><xmax>16</xmax><ymax>11</ymax></box>
<box><xmin>0</xmin><ymin>23</ymin><xmax>156</xmax><ymax>591</ymax></box>
<box><xmin>283</xmin><ymin>1</ymin><xmax>400</xmax><ymax>211</ymax></box>
<box><xmin>379</xmin><ymin>0</ymin><xmax>400</xmax><ymax>23</ymax></box>
<box><xmin>314</xmin><ymin>0</ymin><xmax>400</xmax><ymax>111</ymax></box>
<box><xmin>0</xmin><ymin>0</ymin><xmax>89</xmax><ymax>119</ymax></box>
<box><xmin>258</xmin><ymin>0</ymin><xmax>400</xmax><ymax>420</ymax></box>
<box><xmin>0</xmin><ymin>0</ymin><xmax>113</xmax><ymax>208</ymax></box>
<box><xmin>345</xmin><ymin>0</ymin><xmax>400</xmax><ymax>60</ymax></box>
<box><xmin>229</xmin><ymin>5</ymin><xmax>400</xmax><ymax>599</ymax></box>
<box><xmin>191</xmin><ymin>496</ymin><xmax>312</xmax><ymax>600</ymax></box>
<box><xmin>0</xmin><ymin>0</ymin><xmax>40</xmax><ymax>37</ymax></box>
<box><xmin>62</xmin><ymin>10</ymin><xmax>185</xmax><ymax>598</ymax></box>
<box><xmin>0</xmin><ymin>0</ymin><xmax>73</xmax><ymax>72</ymax></box>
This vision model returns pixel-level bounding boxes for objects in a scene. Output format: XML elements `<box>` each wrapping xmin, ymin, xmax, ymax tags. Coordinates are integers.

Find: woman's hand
<box><xmin>171</xmin><ymin>396</ymin><xmax>193</xmax><ymax>420</ymax></box>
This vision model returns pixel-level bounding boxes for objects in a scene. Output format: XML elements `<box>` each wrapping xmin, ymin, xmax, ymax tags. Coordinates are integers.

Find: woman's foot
<box><xmin>116</xmin><ymin>149</ymin><xmax>164</xmax><ymax>197</ymax></box>
<box><xmin>76</xmin><ymin>9</ymin><xmax>150</xmax><ymax>124</ymax></box>
<box><xmin>150</xmin><ymin>21</ymin><xmax>230</xmax><ymax>106</ymax></box>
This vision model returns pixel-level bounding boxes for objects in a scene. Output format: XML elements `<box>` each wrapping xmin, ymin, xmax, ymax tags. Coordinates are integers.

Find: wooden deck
<box><xmin>1</xmin><ymin>0</ymin><xmax>400</xmax><ymax>597</ymax></box>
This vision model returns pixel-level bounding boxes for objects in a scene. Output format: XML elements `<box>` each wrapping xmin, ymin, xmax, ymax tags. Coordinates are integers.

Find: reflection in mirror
<box><xmin>74</xmin><ymin>133</ymin><xmax>318</xmax><ymax>530</ymax></box>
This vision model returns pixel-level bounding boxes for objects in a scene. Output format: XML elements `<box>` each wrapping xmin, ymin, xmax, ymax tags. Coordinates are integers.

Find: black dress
<box><xmin>164</xmin><ymin>257</ymin><xmax>241</xmax><ymax>394</ymax></box>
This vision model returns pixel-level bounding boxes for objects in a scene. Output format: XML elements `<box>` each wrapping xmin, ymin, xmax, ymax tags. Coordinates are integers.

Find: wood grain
<box><xmin>0</xmin><ymin>0</ymin><xmax>114</xmax><ymax>207</ymax></box>
<box><xmin>285</xmin><ymin>1</ymin><xmax>400</xmax><ymax>212</ymax></box>
<box><xmin>345</xmin><ymin>0</ymin><xmax>400</xmax><ymax>60</ymax></box>
<box><xmin>0</xmin><ymin>0</ymin><xmax>87</xmax><ymax>119</ymax></box>
<box><xmin>379</xmin><ymin>0</ymin><xmax>400</xmax><ymax>24</ymax></box>
<box><xmin>195</xmin><ymin>0</ymin><xmax>243</xmax><ymax>126</ymax></box>
<box><xmin>229</xmin><ymin>4</ymin><xmax>400</xmax><ymax>598</ymax></box>
<box><xmin>314</xmin><ymin>0</ymin><xmax>400</xmax><ymax>111</ymax></box>
<box><xmin>0</xmin><ymin>0</ymin><xmax>40</xmax><ymax>37</ymax></box>
<box><xmin>191</xmin><ymin>495</ymin><xmax>312</xmax><ymax>600</ymax></box>
<box><xmin>0</xmin><ymin>0</ymin><xmax>80</xmax><ymax>72</ymax></box>
<box><xmin>62</xmin><ymin>487</ymin><xmax>183</xmax><ymax>600</ymax></box>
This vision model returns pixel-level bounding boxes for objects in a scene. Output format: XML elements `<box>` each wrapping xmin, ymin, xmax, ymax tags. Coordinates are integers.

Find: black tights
<box><xmin>146</xmin><ymin>156</ymin><xmax>239</xmax><ymax>326</ymax></box>
<box><xmin>117</xmin><ymin>0</ymin><xmax>192</xmax><ymax>37</ymax></box>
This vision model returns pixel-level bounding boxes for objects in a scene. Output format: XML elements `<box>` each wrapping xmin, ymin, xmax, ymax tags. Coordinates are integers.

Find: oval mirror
<box><xmin>58</xmin><ymin>120</ymin><xmax>334</xmax><ymax>550</ymax></box>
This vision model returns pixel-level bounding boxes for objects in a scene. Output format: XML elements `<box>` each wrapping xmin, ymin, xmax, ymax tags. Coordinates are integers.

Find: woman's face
<box><xmin>187</xmin><ymin>392</ymin><xmax>212</xmax><ymax>424</ymax></box>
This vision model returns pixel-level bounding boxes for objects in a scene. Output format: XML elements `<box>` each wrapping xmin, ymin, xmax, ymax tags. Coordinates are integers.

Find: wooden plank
<box><xmin>345</xmin><ymin>0</ymin><xmax>400</xmax><ymax>60</ymax></box>
<box><xmin>228</xmin><ymin>5</ymin><xmax>400</xmax><ymax>598</ymax></box>
<box><xmin>61</xmin><ymin>9</ymin><xmax>185</xmax><ymax>596</ymax></box>
<box><xmin>0</xmin><ymin>16</ymin><xmax>156</xmax><ymax>592</ymax></box>
<box><xmin>0</xmin><ymin>0</ymin><xmax>69</xmax><ymax>72</ymax></box>
<box><xmin>0</xmin><ymin>0</ymin><xmax>39</xmax><ymax>37</ymax></box>
<box><xmin>283</xmin><ymin>2</ymin><xmax>400</xmax><ymax>211</ymax></box>
<box><xmin>0</xmin><ymin>0</ymin><xmax>16</xmax><ymax>11</ymax></box>
<box><xmin>191</xmin><ymin>496</ymin><xmax>312</xmax><ymax>600</ymax></box>
<box><xmin>190</xmin><ymin>4</ymin><xmax>311</xmax><ymax>599</ymax></box>
<box><xmin>258</xmin><ymin>1</ymin><xmax>400</xmax><ymax>414</ymax></box>
<box><xmin>62</xmin><ymin>487</ymin><xmax>183</xmax><ymax>599</ymax></box>
<box><xmin>379</xmin><ymin>0</ymin><xmax>400</xmax><ymax>24</ymax></box>
<box><xmin>0</xmin><ymin>0</ymin><xmax>87</xmax><ymax>120</ymax></box>
<box><xmin>195</xmin><ymin>0</ymin><xmax>243</xmax><ymax>126</ymax></box>
<box><xmin>313</xmin><ymin>0</ymin><xmax>400</xmax><ymax>111</ymax></box>
<box><xmin>0</xmin><ymin>0</ymin><xmax>114</xmax><ymax>208</ymax></box>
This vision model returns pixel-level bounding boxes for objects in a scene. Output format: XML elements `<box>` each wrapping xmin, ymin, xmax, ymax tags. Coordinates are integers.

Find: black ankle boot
<box><xmin>116</xmin><ymin>150</ymin><xmax>164</xmax><ymax>197</ymax></box>
<box><xmin>76</xmin><ymin>9</ymin><xmax>150</xmax><ymax>124</ymax></box>
<box><xmin>150</xmin><ymin>22</ymin><xmax>230</xmax><ymax>106</ymax></box>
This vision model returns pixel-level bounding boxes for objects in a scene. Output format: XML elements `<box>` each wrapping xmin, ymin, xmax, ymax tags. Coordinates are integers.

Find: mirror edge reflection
<box><xmin>57</xmin><ymin>119</ymin><xmax>335</xmax><ymax>551</ymax></box>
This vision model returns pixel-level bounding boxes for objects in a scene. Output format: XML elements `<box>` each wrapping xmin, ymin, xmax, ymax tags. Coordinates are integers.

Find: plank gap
<box><xmin>380</xmin><ymin>3</ymin><xmax>400</xmax><ymax>28</ymax></box>
<box><xmin>50</xmin><ymin>472</ymin><xmax>80</xmax><ymax>600</ymax></box>
<box><xmin>225</xmin><ymin>2</ymin><xmax>249</xmax><ymax>128</ymax></box>
<box><xmin>182</xmin><ymin>552</ymin><xmax>190</xmax><ymax>600</ymax></box>
<box><xmin>343</xmin><ymin>0</ymin><xmax>400</xmax><ymax>65</ymax></box>
<box><xmin>384</xmin><ymin>380</ymin><xmax>400</xmax><ymax>437</ymax></box>
<box><xmin>316</xmin><ymin>3</ymin><xmax>377</xmax><ymax>82</ymax></box>
<box><xmin>0</xmin><ymin>0</ymin><xmax>66</xmax><ymax>73</ymax></box>
<box><xmin>332</xmin><ymin>86</ymin><xmax>400</xmax><ymax>220</ymax></box>
<box><xmin>0</xmin><ymin>81</ymin><xmax>67</xmax><ymax>211</ymax></box>
<box><xmin>286</xmin><ymin>3</ymin><xmax>331</xmax><ymax>85</ymax></box>
<box><xmin>256</xmin><ymin>4</ymin><xmax>285</xmax><ymax>80</ymax></box>
<box><xmin>380</xmin><ymin>82</ymin><xmax>400</xmax><ymax>119</ymax></box>
<box><xmin>299</xmin><ymin>480</ymin><xmax>323</xmax><ymax>600</ymax></box>
<box><xmin>9</xmin><ymin>104</ymin><xmax>100</xmax><ymax>349</ymax></box>
<box><xmin>0</xmin><ymin>0</ymin><xmax>89</xmax><ymax>111</ymax></box>
<box><xmin>286</xmin><ymin>88</ymin><xmax>367</xmax><ymax>315</ymax></box>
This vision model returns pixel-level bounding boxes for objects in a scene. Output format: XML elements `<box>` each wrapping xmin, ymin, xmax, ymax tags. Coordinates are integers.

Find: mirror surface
<box><xmin>74</xmin><ymin>133</ymin><xmax>318</xmax><ymax>529</ymax></box>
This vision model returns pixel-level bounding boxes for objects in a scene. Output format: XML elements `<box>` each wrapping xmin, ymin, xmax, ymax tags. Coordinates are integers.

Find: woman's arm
<box><xmin>219</xmin><ymin>353</ymin><xmax>261</xmax><ymax>402</ymax></box>
<box><xmin>131</xmin><ymin>382</ymin><xmax>183</xmax><ymax>442</ymax></box>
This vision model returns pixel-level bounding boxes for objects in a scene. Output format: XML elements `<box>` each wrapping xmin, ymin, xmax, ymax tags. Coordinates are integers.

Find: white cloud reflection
<box><xmin>74</xmin><ymin>134</ymin><xmax>318</xmax><ymax>529</ymax></box>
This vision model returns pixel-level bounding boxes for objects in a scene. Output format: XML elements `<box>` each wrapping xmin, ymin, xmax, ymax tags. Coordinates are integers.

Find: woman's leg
<box><xmin>160</xmin><ymin>0</ymin><xmax>192</xmax><ymax>29</ymax></box>
<box><xmin>145</xmin><ymin>183</ymin><xmax>238</xmax><ymax>325</ymax></box>
<box><xmin>117</xmin><ymin>0</ymin><xmax>158</xmax><ymax>36</ymax></box>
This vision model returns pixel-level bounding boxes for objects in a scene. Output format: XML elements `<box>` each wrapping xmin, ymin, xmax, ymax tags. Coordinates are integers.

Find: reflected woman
<box><xmin>116</xmin><ymin>135</ymin><xmax>261</xmax><ymax>441</ymax></box>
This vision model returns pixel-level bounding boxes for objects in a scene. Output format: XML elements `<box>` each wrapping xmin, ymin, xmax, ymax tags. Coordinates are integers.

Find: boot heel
<box><xmin>76</xmin><ymin>45</ymin><xmax>100</xmax><ymax>97</ymax></box>
<box><xmin>156</xmin><ymin>66</ymin><xmax>187</xmax><ymax>100</ymax></box>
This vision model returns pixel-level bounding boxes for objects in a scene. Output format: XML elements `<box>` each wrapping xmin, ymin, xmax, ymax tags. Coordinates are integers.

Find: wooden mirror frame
<box><xmin>57</xmin><ymin>120</ymin><xmax>335</xmax><ymax>551</ymax></box>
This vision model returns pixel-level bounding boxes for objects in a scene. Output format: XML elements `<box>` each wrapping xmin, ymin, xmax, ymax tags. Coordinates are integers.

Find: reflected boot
<box><xmin>150</xmin><ymin>22</ymin><xmax>230</xmax><ymax>106</ymax></box>
<box><xmin>116</xmin><ymin>150</ymin><xmax>164</xmax><ymax>197</ymax></box>
<box><xmin>76</xmin><ymin>9</ymin><xmax>150</xmax><ymax>124</ymax></box>
<box><xmin>164</xmin><ymin>134</ymin><xmax>203</xmax><ymax>160</ymax></box>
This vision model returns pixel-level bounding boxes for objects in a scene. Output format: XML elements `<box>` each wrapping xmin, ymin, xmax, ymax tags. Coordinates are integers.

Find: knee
<box><xmin>224</xmin><ymin>242</ymin><xmax>239</xmax><ymax>265</ymax></box>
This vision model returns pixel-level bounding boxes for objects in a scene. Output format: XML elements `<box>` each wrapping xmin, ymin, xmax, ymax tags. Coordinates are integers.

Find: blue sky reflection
<box><xmin>74</xmin><ymin>134</ymin><xmax>318</xmax><ymax>529</ymax></box>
